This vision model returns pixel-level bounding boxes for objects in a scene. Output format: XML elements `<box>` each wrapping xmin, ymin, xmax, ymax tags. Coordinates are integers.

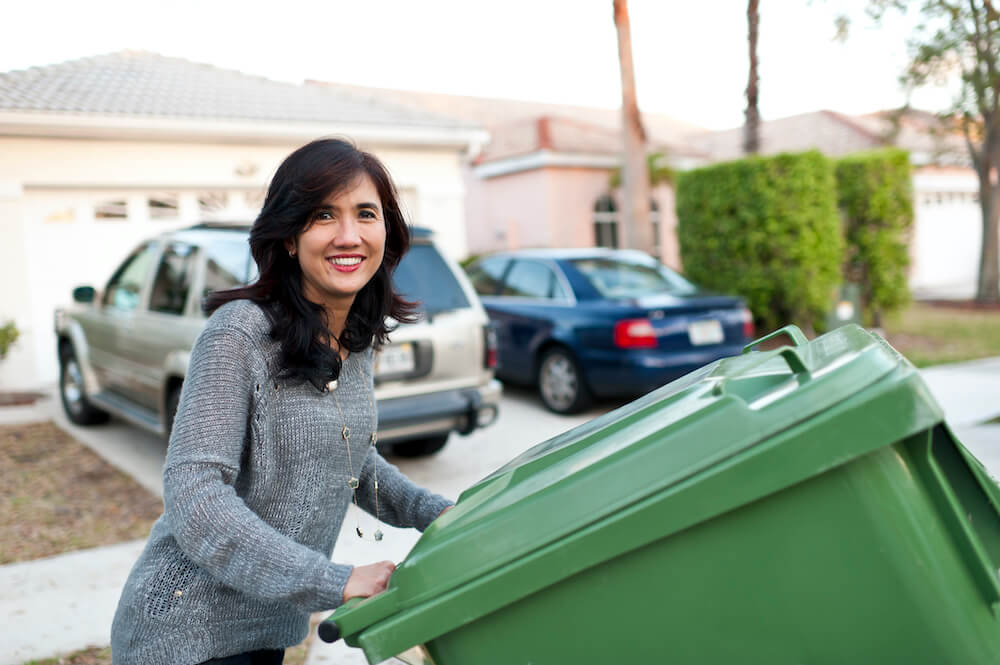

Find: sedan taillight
<box><xmin>483</xmin><ymin>324</ymin><xmax>498</xmax><ymax>369</ymax></box>
<box><xmin>614</xmin><ymin>318</ymin><xmax>657</xmax><ymax>349</ymax></box>
<box><xmin>741</xmin><ymin>307</ymin><xmax>755</xmax><ymax>340</ymax></box>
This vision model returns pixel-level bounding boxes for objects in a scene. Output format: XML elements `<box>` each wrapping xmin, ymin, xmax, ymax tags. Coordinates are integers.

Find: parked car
<box><xmin>464</xmin><ymin>248</ymin><xmax>754</xmax><ymax>414</ymax></box>
<box><xmin>54</xmin><ymin>223</ymin><xmax>501</xmax><ymax>457</ymax></box>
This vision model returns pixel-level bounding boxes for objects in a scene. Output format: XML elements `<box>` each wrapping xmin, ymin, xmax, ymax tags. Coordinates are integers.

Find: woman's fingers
<box><xmin>342</xmin><ymin>560</ymin><xmax>397</xmax><ymax>602</ymax></box>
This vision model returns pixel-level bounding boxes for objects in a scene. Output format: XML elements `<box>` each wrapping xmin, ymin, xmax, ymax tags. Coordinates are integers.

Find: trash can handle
<box><xmin>713</xmin><ymin>346</ymin><xmax>811</xmax><ymax>399</ymax></box>
<box><xmin>317</xmin><ymin>597</ymin><xmax>366</xmax><ymax>643</ymax></box>
<box><xmin>742</xmin><ymin>325</ymin><xmax>808</xmax><ymax>354</ymax></box>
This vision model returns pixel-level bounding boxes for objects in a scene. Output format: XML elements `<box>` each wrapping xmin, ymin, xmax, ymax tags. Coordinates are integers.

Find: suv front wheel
<box><xmin>58</xmin><ymin>344</ymin><xmax>110</xmax><ymax>425</ymax></box>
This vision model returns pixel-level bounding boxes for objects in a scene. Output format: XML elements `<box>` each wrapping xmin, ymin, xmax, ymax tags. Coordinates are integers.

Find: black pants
<box><xmin>198</xmin><ymin>649</ymin><xmax>284</xmax><ymax>665</ymax></box>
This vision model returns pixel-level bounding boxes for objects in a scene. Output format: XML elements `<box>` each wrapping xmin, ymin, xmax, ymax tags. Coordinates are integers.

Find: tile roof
<box><xmin>686</xmin><ymin>108</ymin><xmax>969</xmax><ymax>166</ymax></box>
<box><xmin>311</xmin><ymin>81</ymin><xmax>706</xmax><ymax>157</ymax></box>
<box><xmin>0</xmin><ymin>51</ymin><xmax>478</xmax><ymax>130</ymax></box>
<box><xmin>473</xmin><ymin>115</ymin><xmax>624</xmax><ymax>163</ymax></box>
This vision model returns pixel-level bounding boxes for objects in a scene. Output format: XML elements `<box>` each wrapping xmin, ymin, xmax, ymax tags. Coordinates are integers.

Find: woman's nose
<box><xmin>333</xmin><ymin>218</ymin><xmax>362</xmax><ymax>246</ymax></box>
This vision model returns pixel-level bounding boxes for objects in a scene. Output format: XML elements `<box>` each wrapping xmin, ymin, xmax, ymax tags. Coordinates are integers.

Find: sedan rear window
<box><xmin>394</xmin><ymin>244</ymin><xmax>469</xmax><ymax>314</ymax></box>
<box><xmin>571</xmin><ymin>257</ymin><xmax>696</xmax><ymax>298</ymax></box>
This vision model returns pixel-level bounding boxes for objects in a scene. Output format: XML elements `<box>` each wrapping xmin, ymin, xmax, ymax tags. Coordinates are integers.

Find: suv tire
<box><xmin>391</xmin><ymin>434</ymin><xmax>450</xmax><ymax>458</ymax></box>
<box><xmin>59</xmin><ymin>344</ymin><xmax>110</xmax><ymax>425</ymax></box>
<box><xmin>164</xmin><ymin>385</ymin><xmax>182</xmax><ymax>442</ymax></box>
<box><xmin>538</xmin><ymin>346</ymin><xmax>591</xmax><ymax>415</ymax></box>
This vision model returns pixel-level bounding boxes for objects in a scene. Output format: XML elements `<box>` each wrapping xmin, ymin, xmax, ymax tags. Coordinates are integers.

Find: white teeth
<box><xmin>329</xmin><ymin>257</ymin><xmax>362</xmax><ymax>266</ymax></box>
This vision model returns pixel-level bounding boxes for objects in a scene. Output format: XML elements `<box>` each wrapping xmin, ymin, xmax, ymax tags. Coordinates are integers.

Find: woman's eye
<box><xmin>313</xmin><ymin>211</ymin><xmax>333</xmax><ymax>222</ymax></box>
<box><xmin>359</xmin><ymin>209</ymin><xmax>377</xmax><ymax>220</ymax></box>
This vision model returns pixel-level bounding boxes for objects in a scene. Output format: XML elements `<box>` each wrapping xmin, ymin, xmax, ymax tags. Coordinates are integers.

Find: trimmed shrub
<box><xmin>676</xmin><ymin>150</ymin><xmax>843</xmax><ymax>333</ymax></box>
<box><xmin>835</xmin><ymin>148</ymin><xmax>913</xmax><ymax>327</ymax></box>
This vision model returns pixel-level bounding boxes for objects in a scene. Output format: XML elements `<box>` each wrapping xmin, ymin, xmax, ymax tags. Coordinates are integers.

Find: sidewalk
<box><xmin>2</xmin><ymin>358</ymin><xmax>999</xmax><ymax>665</ymax></box>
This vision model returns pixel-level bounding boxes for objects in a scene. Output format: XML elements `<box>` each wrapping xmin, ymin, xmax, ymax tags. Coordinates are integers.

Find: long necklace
<box><xmin>328</xmin><ymin>355</ymin><xmax>383</xmax><ymax>542</ymax></box>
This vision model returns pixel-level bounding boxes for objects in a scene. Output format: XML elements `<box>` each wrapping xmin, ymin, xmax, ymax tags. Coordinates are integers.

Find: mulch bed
<box><xmin>0</xmin><ymin>421</ymin><xmax>163</xmax><ymax>565</ymax></box>
<box><xmin>0</xmin><ymin>390</ymin><xmax>47</xmax><ymax>407</ymax></box>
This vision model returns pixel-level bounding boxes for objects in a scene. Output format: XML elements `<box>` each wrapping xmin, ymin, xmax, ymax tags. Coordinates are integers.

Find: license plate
<box><xmin>688</xmin><ymin>319</ymin><xmax>724</xmax><ymax>346</ymax></box>
<box><xmin>375</xmin><ymin>342</ymin><xmax>416</xmax><ymax>376</ymax></box>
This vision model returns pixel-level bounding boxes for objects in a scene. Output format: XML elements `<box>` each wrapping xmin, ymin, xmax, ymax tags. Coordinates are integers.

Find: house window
<box><xmin>95</xmin><ymin>199</ymin><xmax>128</xmax><ymax>220</ymax></box>
<box><xmin>149</xmin><ymin>194</ymin><xmax>180</xmax><ymax>220</ymax></box>
<box><xmin>594</xmin><ymin>194</ymin><xmax>618</xmax><ymax>249</ymax></box>
<box><xmin>198</xmin><ymin>192</ymin><xmax>229</xmax><ymax>216</ymax></box>
<box><xmin>595</xmin><ymin>195</ymin><xmax>661</xmax><ymax>250</ymax></box>
<box><xmin>650</xmin><ymin>199</ymin><xmax>661</xmax><ymax>249</ymax></box>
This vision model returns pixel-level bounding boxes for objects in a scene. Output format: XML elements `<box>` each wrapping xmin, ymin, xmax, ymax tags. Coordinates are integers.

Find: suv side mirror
<box><xmin>73</xmin><ymin>286</ymin><xmax>96</xmax><ymax>303</ymax></box>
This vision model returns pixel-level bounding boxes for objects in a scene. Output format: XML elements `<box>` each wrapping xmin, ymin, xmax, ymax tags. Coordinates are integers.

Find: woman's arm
<box><xmin>354</xmin><ymin>449</ymin><xmax>453</xmax><ymax>531</ymax></box>
<box><xmin>162</xmin><ymin>324</ymin><xmax>352</xmax><ymax>611</ymax></box>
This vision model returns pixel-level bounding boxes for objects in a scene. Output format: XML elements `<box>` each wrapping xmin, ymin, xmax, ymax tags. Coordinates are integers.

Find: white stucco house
<box><xmin>0</xmin><ymin>51</ymin><xmax>487</xmax><ymax>390</ymax></box>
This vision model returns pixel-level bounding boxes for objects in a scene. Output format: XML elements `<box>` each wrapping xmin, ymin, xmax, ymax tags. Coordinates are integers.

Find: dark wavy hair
<box><xmin>205</xmin><ymin>138</ymin><xmax>417</xmax><ymax>389</ymax></box>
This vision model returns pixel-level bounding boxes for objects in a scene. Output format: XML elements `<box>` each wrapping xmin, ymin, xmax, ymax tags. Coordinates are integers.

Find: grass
<box><xmin>0</xmin><ymin>421</ymin><xmax>164</xmax><ymax>565</ymax></box>
<box><xmin>881</xmin><ymin>302</ymin><xmax>1000</xmax><ymax>367</ymax></box>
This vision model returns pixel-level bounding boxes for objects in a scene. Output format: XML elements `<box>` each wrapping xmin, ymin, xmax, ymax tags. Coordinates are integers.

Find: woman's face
<box><xmin>287</xmin><ymin>173</ymin><xmax>387</xmax><ymax>314</ymax></box>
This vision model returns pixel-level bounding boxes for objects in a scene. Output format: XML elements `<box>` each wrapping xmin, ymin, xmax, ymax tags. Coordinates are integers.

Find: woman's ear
<box><xmin>284</xmin><ymin>238</ymin><xmax>296</xmax><ymax>257</ymax></box>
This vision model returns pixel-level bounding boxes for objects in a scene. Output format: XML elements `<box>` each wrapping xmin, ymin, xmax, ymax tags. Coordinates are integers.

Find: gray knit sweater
<box><xmin>110</xmin><ymin>299</ymin><xmax>452</xmax><ymax>665</ymax></box>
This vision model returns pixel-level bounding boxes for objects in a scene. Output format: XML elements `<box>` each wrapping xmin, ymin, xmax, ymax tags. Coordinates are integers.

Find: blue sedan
<box><xmin>465</xmin><ymin>248</ymin><xmax>754</xmax><ymax>413</ymax></box>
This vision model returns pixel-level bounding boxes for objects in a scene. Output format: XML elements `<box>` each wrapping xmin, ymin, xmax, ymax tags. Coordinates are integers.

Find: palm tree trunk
<box><xmin>613</xmin><ymin>0</ymin><xmax>654</xmax><ymax>254</ymax></box>
<box><xmin>743</xmin><ymin>0</ymin><xmax>761</xmax><ymax>155</ymax></box>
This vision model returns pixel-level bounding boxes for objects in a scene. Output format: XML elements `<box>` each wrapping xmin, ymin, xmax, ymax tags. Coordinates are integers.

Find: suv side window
<box><xmin>202</xmin><ymin>239</ymin><xmax>253</xmax><ymax>306</ymax></box>
<box><xmin>149</xmin><ymin>243</ymin><xmax>198</xmax><ymax>315</ymax></box>
<box><xmin>503</xmin><ymin>260</ymin><xmax>566</xmax><ymax>300</ymax></box>
<box><xmin>393</xmin><ymin>243</ymin><xmax>470</xmax><ymax>315</ymax></box>
<box><xmin>466</xmin><ymin>257</ymin><xmax>509</xmax><ymax>296</ymax></box>
<box><xmin>103</xmin><ymin>243</ymin><xmax>160</xmax><ymax>312</ymax></box>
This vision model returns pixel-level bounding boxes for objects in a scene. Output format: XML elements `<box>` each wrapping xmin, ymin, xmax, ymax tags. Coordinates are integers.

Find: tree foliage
<box><xmin>676</xmin><ymin>151</ymin><xmax>844</xmax><ymax>333</ymax></box>
<box><xmin>608</xmin><ymin>152</ymin><xmax>675</xmax><ymax>189</ymax></box>
<box><xmin>835</xmin><ymin>148</ymin><xmax>914</xmax><ymax>326</ymax></box>
<box><xmin>867</xmin><ymin>0</ymin><xmax>1000</xmax><ymax>302</ymax></box>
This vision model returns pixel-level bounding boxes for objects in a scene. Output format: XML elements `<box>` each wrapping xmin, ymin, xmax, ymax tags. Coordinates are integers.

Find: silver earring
<box><xmin>288</xmin><ymin>250</ymin><xmax>295</xmax><ymax>257</ymax></box>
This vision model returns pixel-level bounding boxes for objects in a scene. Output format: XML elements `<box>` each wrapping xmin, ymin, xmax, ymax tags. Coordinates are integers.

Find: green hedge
<box><xmin>676</xmin><ymin>150</ymin><xmax>843</xmax><ymax>333</ymax></box>
<box><xmin>835</xmin><ymin>148</ymin><xmax>913</xmax><ymax>326</ymax></box>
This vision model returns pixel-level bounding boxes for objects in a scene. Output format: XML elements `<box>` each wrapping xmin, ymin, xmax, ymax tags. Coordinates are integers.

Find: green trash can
<box><xmin>320</xmin><ymin>324</ymin><xmax>1000</xmax><ymax>665</ymax></box>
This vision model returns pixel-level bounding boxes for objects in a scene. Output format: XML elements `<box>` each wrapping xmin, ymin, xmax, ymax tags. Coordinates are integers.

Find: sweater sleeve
<box><xmin>163</xmin><ymin>324</ymin><xmax>352</xmax><ymax>612</ymax></box>
<box><xmin>355</xmin><ymin>450</ymin><xmax>453</xmax><ymax>532</ymax></box>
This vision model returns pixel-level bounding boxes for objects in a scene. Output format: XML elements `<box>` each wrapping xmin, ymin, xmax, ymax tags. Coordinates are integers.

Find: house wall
<box><xmin>0</xmin><ymin>135</ymin><xmax>468</xmax><ymax>389</ymax></box>
<box><xmin>465</xmin><ymin>163</ymin><xmax>682</xmax><ymax>272</ymax></box>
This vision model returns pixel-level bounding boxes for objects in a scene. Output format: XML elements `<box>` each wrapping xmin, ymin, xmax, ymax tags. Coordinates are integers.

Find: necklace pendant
<box><xmin>348</xmin><ymin>476</ymin><xmax>359</xmax><ymax>489</ymax></box>
<box><xmin>326</xmin><ymin>379</ymin><xmax>338</xmax><ymax>392</ymax></box>
<box><xmin>355</xmin><ymin>526</ymin><xmax>363</xmax><ymax>538</ymax></box>
<box><xmin>374</xmin><ymin>529</ymin><xmax>383</xmax><ymax>542</ymax></box>
<box><xmin>370</xmin><ymin>432</ymin><xmax>377</xmax><ymax>446</ymax></box>
<box><xmin>341</xmin><ymin>426</ymin><xmax>350</xmax><ymax>440</ymax></box>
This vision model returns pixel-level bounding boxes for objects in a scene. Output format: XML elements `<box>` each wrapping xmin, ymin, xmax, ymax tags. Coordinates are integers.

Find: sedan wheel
<box><xmin>538</xmin><ymin>347</ymin><xmax>591</xmax><ymax>414</ymax></box>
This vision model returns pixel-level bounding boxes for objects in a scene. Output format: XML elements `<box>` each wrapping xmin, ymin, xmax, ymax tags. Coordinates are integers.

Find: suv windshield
<box><xmin>571</xmin><ymin>257</ymin><xmax>696</xmax><ymax>298</ymax></box>
<box><xmin>394</xmin><ymin>243</ymin><xmax>469</xmax><ymax>315</ymax></box>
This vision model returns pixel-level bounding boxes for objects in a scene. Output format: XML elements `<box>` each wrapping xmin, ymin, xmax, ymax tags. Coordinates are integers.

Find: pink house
<box><xmin>310</xmin><ymin>83</ymin><xmax>706</xmax><ymax>271</ymax></box>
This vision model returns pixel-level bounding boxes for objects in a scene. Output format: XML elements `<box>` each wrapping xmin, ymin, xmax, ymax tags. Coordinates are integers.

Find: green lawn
<box><xmin>882</xmin><ymin>302</ymin><xmax>1000</xmax><ymax>367</ymax></box>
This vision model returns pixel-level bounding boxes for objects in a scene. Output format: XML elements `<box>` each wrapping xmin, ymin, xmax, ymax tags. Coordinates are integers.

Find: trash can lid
<box><xmin>330</xmin><ymin>325</ymin><xmax>945</xmax><ymax>659</ymax></box>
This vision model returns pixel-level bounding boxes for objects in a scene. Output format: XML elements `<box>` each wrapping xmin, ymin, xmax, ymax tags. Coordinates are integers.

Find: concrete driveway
<box><xmin>6</xmin><ymin>361</ymin><xmax>999</xmax><ymax>665</ymax></box>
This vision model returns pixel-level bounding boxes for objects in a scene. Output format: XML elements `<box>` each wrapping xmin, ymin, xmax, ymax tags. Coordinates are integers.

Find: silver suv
<box><xmin>54</xmin><ymin>223</ymin><xmax>501</xmax><ymax>457</ymax></box>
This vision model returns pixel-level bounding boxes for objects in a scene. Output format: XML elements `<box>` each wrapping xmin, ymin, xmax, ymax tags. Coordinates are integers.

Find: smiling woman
<box><xmin>109</xmin><ymin>138</ymin><xmax>453</xmax><ymax>665</ymax></box>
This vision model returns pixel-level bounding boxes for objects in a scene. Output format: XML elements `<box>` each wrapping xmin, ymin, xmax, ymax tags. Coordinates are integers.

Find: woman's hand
<box><xmin>342</xmin><ymin>561</ymin><xmax>396</xmax><ymax>602</ymax></box>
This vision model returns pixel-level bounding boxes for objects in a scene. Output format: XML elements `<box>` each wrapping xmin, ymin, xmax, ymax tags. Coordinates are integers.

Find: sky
<box><xmin>1</xmin><ymin>0</ymin><xmax>957</xmax><ymax>130</ymax></box>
